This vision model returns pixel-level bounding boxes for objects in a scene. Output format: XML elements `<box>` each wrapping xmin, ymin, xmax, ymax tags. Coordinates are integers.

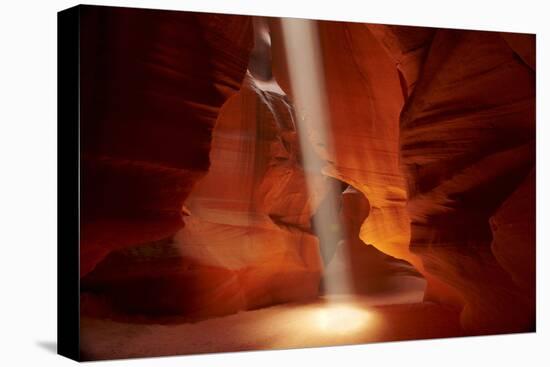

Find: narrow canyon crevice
<box><xmin>78</xmin><ymin>7</ymin><xmax>535</xmax><ymax>359</ymax></box>
<box><xmin>81</xmin><ymin>17</ymin><xmax>424</xmax><ymax>321</ymax></box>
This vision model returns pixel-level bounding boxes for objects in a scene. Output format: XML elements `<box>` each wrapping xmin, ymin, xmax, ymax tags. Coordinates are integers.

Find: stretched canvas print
<box><xmin>58</xmin><ymin>4</ymin><xmax>536</xmax><ymax>361</ymax></box>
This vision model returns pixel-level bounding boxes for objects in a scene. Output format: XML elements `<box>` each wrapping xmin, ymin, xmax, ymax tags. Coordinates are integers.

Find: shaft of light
<box><xmin>281</xmin><ymin>18</ymin><xmax>352</xmax><ymax>295</ymax></box>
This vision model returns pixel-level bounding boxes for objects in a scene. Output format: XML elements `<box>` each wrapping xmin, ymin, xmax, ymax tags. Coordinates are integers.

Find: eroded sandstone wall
<box><xmin>80</xmin><ymin>11</ymin><xmax>535</xmax><ymax>334</ymax></box>
<box><xmin>81</xmin><ymin>75</ymin><xmax>328</xmax><ymax>318</ymax></box>
<box><xmin>271</xmin><ymin>20</ymin><xmax>535</xmax><ymax>334</ymax></box>
<box><xmin>79</xmin><ymin>7</ymin><xmax>253</xmax><ymax>277</ymax></box>
<box><xmin>398</xmin><ymin>29</ymin><xmax>535</xmax><ymax>333</ymax></box>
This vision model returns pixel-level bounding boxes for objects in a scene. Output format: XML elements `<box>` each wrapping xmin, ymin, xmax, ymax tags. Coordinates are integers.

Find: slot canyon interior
<box><xmin>77</xmin><ymin>5</ymin><xmax>536</xmax><ymax>360</ymax></box>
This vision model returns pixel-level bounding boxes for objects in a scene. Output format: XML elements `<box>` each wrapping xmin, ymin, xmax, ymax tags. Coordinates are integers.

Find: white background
<box><xmin>0</xmin><ymin>0</ymin><xmax>548</xmax><ymax>365</ymax></box>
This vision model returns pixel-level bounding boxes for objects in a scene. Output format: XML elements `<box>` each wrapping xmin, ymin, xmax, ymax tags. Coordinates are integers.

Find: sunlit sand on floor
<box><xmin>80</xmin><ymin>293</ymin><xmax>464</xmax><ymax>360</ymax></box>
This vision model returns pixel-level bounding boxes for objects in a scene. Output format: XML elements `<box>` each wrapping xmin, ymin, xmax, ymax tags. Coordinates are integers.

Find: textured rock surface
<box><xmin>324</xmin><ymin>186</ymin><xmax>425</xmax><ymax>298</ymax></box>
<box><xmin>186</xmin><ymin>77</ymin><xmax>327</xmax><ymax>230</ymax></box>
<box><xmin>170</xmin><ymin>76</ymin><xmax>326</xmax><ymax>316</ymax></box>
<box><xmin>79</xmin><ymin>10</ymin><xmax>535</xmax><ymax>346</ymax></box>
<box><xmin>366</xmin><ymin>24</ymin><xmax>435</xmax><ymax>98</ymax></box>
<box><xmin>272</xmin><ymin>20</ymin><xmax>535</xmax><ymax>334</ymax></box>
<box><xmin>397</xmin><ymin>29</ymin><xmax>535</xmax><ymax>333</ymax></box>
<box><xmin>81</xmin><ymin>74</ymin><xmax>326</xmax><ymax>319</ymax></box>
<box><xmin>79</xmin><ymin>6</ymin><xmax>253</xmax><ymax>276</ymax></box>
<box><xmin>272</xmin><ymin>21</ymin><xmax>412</xmax><ymax>261</ymax></box>
<box><xmin>271</xmin><ymin>20</ymin><xmax>455</xmax><ymax>303</ymax></box>
<box><xmin>490</xmin><ymin>169</ymin><xmax>535</xmax><ymax>299</ymax></box>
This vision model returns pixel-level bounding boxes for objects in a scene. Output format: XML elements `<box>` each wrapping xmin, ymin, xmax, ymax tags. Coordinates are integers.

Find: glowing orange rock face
<box><xmin>271</xmin><ymin>20</ymin><xmax>447</xmax><ymax>301</ymax></box>
<box><xmin>78</xmin><ymin>7</ymin><xmax>253</xmax><ymax>277</ymax></box>
<box><xmin>81</xmin><ymin>75</ymin><xmax>326</xmax><ymax>318</ymax></box>
<box><xmin>272</xmin><ymin>20</ymin><xmax>535</xmax><ymax>334</ymax></box>
<box><xmin>79</xmin><ymin>10</ymin><xmax>535</xmax><ymax>337</ymax></box>
<box><xmin>399</xmin><ymin>29</ymin><xmax>535</xmax><ymax>333</ymax></box>
<box><xmin>170</xmin><ymin>77</ymin><xmax>325</xmax><ymax>316</ymax></box>
<box><xmin>272</xmin><ymin>20</ymin><xmax>416</xmax><ymax>268</ymax></box>
<box><xmin>324</xmin><ymin>186</ymin><xmax>426</xmax><ymax>299</ymax></box>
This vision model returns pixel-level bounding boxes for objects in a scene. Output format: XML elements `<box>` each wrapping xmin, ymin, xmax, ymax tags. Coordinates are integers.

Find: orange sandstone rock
<box><xmin>79</xmin><ymin>7</ymin><xmax>253</xmax><ymax>276</ymax></box>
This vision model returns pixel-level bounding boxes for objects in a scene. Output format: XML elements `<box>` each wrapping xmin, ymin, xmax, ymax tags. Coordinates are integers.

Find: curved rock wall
<box><xmin>272</xmin><ymin>20</ymin><xmax>413</xmax><ymax>264</ymax></box>
<box><xmin>271</xmin><ymin>20</ymin><xmax>535</xmax><ymax>334</ymax></box>
<box><xmin>79</xmin><ymin>7</ymin><xmax>253</xmax><ymax>276</ymax></box>
<box><xmin>82</xmin><ymin>73</ymin><xmax>327</xmax><ymax>318</ymax></box>
<box><xmin>271</xmin><ymin>20</ymin><xmax>459</xmax><ymax>304</ymax></box>
<box><xmin>399</xmin><ymin>29</ymin><xmax>535</xmax><ymax>333</ymax></box>
<box><xmin>80</xmin><ymin>10</ymin><xmax>535</xmax><ymax>335</ymax></box>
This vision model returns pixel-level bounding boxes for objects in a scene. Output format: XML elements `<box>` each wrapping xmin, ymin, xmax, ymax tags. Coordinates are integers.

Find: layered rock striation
<box><xmin>80</xmin><ymin>11</ymin><xmax>535</xmax><ymax>335</ymax></box>
<box><xmin>79</xmin><ymin>7</ymin><xmax>253</xmax><ymax>277</ymax></box>
<box><xmin>272</xmin><ymin>20</ymin><xmax>535</xmax><ymax>334</ymax></box>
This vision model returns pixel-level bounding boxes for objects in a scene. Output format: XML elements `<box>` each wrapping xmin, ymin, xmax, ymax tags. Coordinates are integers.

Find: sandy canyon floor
<box><xmin>80</xmin><ymin>293</ymin><xmax>464</xmax><ymax>360</ymax></box>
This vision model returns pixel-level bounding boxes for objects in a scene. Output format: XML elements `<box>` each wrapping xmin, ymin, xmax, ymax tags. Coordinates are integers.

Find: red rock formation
<box><xmin>271</xmin><ymin>19</ymin><xmax>459</xmax><ymax>305</ymax></box>
<box><xmin>399</xmin><ymin>29</ymin><xmax>535</xmax><ymax>333</ymax></box>
<box><xmin>81</xmin><ymin>73</ymin><xmax>327</xmax><ymax>318</ymax></box>
<box><xmin>79</xmin><ymin>6</ymin><xmax>253</xmax><ymax>276</ymax></box>
<box><xmin>365</xmin><ymin>24</ymin><xmax>435</xmax><ymax>98</ymax></box>
<box><xmin>490</xmin><ymin>169</ymin><xmax>535</xmax><ymax>299</ymax></box>
<box><xmin>272</xmin><ymin>20</ymin><xmax>409</xmax><ymax>261</ymax></box>
<box><xmin>79</xmin><ymin>9</ymin><xmax>535</xmax><ymax>337</ymax></box>
<box><xmin>173</xmin><ymin>76</ymin><xmax>325</xmax><ymax>315</ymax></box>
<box><xmin>324</xmin><ymin>185</ymin><xmax>425</xmax><ymax>298</ymax></box>
<box><xmin>271</xmin><ymin>20</ymin><xmax>535</xmax><ymax>334</ymax></box>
